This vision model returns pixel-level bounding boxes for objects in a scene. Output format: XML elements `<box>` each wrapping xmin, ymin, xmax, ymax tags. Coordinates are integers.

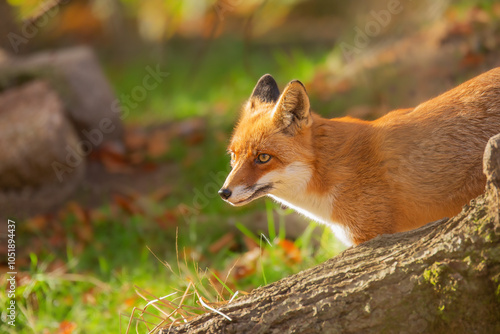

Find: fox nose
<box><xmin>218</xmin><ymin>188</ymin><xmax>232</xmax><ymax>200</ymax></box>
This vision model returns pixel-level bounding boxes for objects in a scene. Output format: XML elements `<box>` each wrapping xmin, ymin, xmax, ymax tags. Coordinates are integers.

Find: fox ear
<box><xmin>272</xmin><ymin>80</ymin><xmax>311</xmax><ymax>135</ymax></box>
<box><xmin>250</xmin><ymin>74</ymin><xmax>280</xmax><ymax>104</ymax></box>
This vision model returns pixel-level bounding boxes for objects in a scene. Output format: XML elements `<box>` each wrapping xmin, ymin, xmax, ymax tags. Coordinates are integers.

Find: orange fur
<box><xmin>219</xmin><ymin>70</ymin><xmax>500</xmax><ymax>246</ymax></box>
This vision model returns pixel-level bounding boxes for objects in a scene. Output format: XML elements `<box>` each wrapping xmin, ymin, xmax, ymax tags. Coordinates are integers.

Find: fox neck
<box><xmin>267</xmin><ymin>188</ymin><xmax>334</xmax><ymax>226</ymax></box>
<box><xmin>267</xmin><ymin>161</ymin><xmax>333</xmax><ymax>221</ymax></box>
<box><xmin>266</xmin><ymin>115</ymin><xmax>371</xmax><ymax>246</ymax></box>
<box><xmin>268</xmin><ymin>180</ymin><xmax>352</xmax><ymax>246</ymax></box>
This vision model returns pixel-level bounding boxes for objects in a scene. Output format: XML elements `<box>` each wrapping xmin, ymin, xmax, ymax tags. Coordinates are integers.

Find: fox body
<box><xmin>219</xmin><ymin>69</ymin><xmax>500</xmax><ymax>246</ymax></box>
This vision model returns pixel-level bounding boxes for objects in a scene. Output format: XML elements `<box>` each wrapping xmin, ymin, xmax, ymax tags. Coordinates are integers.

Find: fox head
<box><xmin>219</xmin><ymin>74</ymin><xmax>316</xmax><ymax>206</ymax></box>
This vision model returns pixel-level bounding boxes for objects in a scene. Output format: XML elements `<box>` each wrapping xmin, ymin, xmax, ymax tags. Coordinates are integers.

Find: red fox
<box><xmin>219</xmin><ymin>70</ymin><xmax>500</xmax><ymax>246</ymax></box>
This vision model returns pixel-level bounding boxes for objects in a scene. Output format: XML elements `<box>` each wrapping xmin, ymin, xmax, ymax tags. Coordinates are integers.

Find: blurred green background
<box><xmin>1</xmin><ymin>0</ymin><xmax>500</xmax><ymax>332</ymax></box>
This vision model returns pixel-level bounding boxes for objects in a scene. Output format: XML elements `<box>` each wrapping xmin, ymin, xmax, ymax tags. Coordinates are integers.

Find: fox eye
<box><xmin>256</xmin><ymin>153</ymin><xmax>271</xmax><ymax>164</ymax></box>
<box><xmin>230</xmin><ymin>152</ymin><xmax>236</xmax><ymax>164</ymax></box>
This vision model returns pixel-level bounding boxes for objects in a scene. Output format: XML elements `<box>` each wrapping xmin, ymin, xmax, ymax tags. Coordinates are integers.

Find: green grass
<box><xmin>103</xmin><ymin>38</ymin><xmax>330</xmax><ymax>124</ymax></box>
<box><xmin>2</xmin><ymin>0</ymin><xmax>494</xmax><ymax>332</ymax></box>
<box><xmin>3</xmin><ymin>6</ymin><xmax>484</xmax><ymax>327</ymax></box>
<box><xmin>1</xmin><ymin>39</ymin><xmax>344</xmax><ymax>333</ymax></box>
<box><xmin>1</xmin><ymin>195</ymin><xmax>344</xmax><ymax>333</ymax></box>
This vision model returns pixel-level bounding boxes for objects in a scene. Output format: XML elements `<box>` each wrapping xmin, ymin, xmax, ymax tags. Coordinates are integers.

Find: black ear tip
<box><xmin>251</xmin><ymin>73</ymin><xmax>280</xmax><ymax>103</ymax></box>
<box><xmin>260</xmin><ymin>73</ymin><xmax>274</xmax><ymax>79</ymax></box>
<box><xmin>258</xmin><ymin>74</ymin><xmax>276</xmax><ymax>85</ymax></box>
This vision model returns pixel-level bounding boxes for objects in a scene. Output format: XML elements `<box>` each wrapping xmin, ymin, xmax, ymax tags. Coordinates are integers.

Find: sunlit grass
<box><xmin>2</xmin><ymin>0</ymin><xmax>494</xmax><ymax>332</ymax></box>
<box><xmin>126</xmin><ymin>203</ymin><xmax>345</xmax><ymax>332</ymax></box>
<box><xmin>5</xmin><ymin>33</ymin><xmax>341</xmax><ymax>334</ymax></box>
<box><xmin>103</xmin><ymin>40</ymin><xmax>329</xmax><ymax>124</ymax></box>
<box><xmin>2</xmin><ymin>191</ymin><xmax>344</xmax><ymax>333</ymax></box>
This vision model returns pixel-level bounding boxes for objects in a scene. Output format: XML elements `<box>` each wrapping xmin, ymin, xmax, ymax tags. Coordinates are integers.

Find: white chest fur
<box><xmin>260</xmin><ymin>162</ymin><xmax>352</xmax><ymax>246</ymax></box>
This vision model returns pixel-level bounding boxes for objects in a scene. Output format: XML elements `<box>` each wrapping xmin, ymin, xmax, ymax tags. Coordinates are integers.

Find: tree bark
<box><xmin>163</xmin><ymin>133</ymin><xmax>500</xmax><ymax>334</ymax></box>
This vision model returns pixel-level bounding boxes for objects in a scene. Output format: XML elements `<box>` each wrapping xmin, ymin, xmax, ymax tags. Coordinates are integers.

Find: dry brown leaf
<box><xmin>124</xmin><ymin>296</ymin><xmax>138</xmax><ymax>307</ymax></box>
<box><xmin>98</xmin><ymin>145</ymin><xmax>134</xmax><ymax>174</ymax></box>
<box><xmin>149</xmin><ymin>186</ymin><xmax>172</xmax><ymax>201</ymax></box>
<box><xmin>185</xmin><ymin>132</ymin><xmax>205</xmax><ymax>146</ymax></box>
<box><xmin>66</xmin><ymin>202</ymin><xmax>89</xmax><ymax>223</ymax></box>
<box><xmin>124</xmin><ymin>127</ymin><xmax>148</xmax><ymax>151</ymax></box>
<box><xmin>208</xmin><ymin>232</ymin><xmax>236</xmax><ymax>254</ymax></box>
<box><xmin>278</xmin><ymin>239</ymin><xmax>302</xmax><ymax>264</ymax></box>
<box><xmin>147</xmin><ymin>131</ymin><xmax>171</xmax><ymax>158</ymax></box>
<box><xmin>24</xmin><ymin>215</ymin><xmax>49</xmax><ymax>232</ymax></box>
<box><xmin>49</xmin><ymin>233</ymin><xmax>67</xmax><ymax>248</ymax></box>
<box><xmin>89</xmin><ymin>209</ymin><xmax>107</xmax><ymax>222</ymax></box>
<box><xmin>139</xmin><ymin>161</ymin><xmax>159</xmax><ymax>172</ymax></box>
<box><xmin>58</xmin><ymin>320</ymin><xmax>77</xmax><ymax>334</ymax></box>
<box><xmin>154</xmin><ymin>211</ymin><xmax>178</xmax><ymax>230</ymax></box>
<box><xmin>232</xmin><ymin>248</ymin><xmax>260</xmax><ymax>280</ymax></box>
<box><xmin>128</xmin><ymin>151</ymin><xmax>146</xmax><ymax>165</ymax></box>
<box><xmin>243</xmin><ymin>235</ymin><xmax>259</xmax><ymax>251</ymax></box>
<box><xmin>113</xmin><ymin>194</ymin><xmax>142</xmax><ymax>215</ymax></box>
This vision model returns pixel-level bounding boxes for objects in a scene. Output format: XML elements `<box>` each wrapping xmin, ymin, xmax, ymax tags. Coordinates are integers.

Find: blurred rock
<box><xmin>0</xmin><ymin>46</ymin><xmax>124</xmax><ymax>150</ymax></box>
<box><xmin>0</xmin><ymin>80</ymin><xmax>85</xmax><ymax>219</ymax></box>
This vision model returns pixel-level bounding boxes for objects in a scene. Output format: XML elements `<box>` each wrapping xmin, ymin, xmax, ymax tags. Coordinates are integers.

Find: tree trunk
<box><xmin>163</xmin><ymin>133</ymin><xmax>500</xmax><ymax>334</ymax></box>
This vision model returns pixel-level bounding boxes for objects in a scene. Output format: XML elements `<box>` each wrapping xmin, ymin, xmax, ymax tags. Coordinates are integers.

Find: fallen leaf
<box><xmin>278</xmin><ymin>239</ymin><xmax>302</xmax><ymax>264</ymax></box>
<box><xmin>125</xmin><ymin>296</ymin><xmax>137</xmax><ymax>307</ymax></box>
<box><xmin>232</xmin><ymin>248</ymin><xmax>260</xmax><ymax>280</ymax></box>
<box><xmin>243</xmin><ymin>236</ymin><xmax>259</xmax><ymax>252</ymax></box>
<box><xmin>66</xmin><ymin>202</ymin><xmax>89</xmax><ymax>224</ymax></box>
<box><xmin>98</xmin><ymin>145</ymin><xmax>134</xmax><ymax>174</ymax></box>
<box><xmin>140</xmin><ymin>161</ymin><xmax>159</xmax><ymax>172</ymax></box>
<box><xmin>185</xmin><ymin>132</ymin><xmax>205</xmax><ymax>146</ymax></box>
<box><xmin>58</xmin><ymin>321</ymin><xmax>77</xmax><ymax>334</ymax></box>
<box><xmin>232</xmin><ymin>262</ymin><xmax>256</xmax><ymax>281</ymax></box>
<box><xmin>209</xmin><ymin>232</ymin><xmax>236</xmax><ymax>254</ymax></box>
<box><xmin>124</xmin><ymin>127</ymin><xmax>148</xmax><ymax>151</ymax></box>
<box><xmin>147</xmin><ymin>131</ymin><xmax>171</xmax><ymax>158</ymax></box>
<box><xmin>49</xmin><ymin>234</ymin><xmax>67</xmax><ymax>248</ymax></box>
<box><xmin>149</xmin><ymin>186</ymin><xmax>172</xmax><ymax>201</ymax></box>
<box><xmin>154</xmin><ymin>211</ymin><xmax>178</xmax><ymax>230</ymax></box>
<box><xmin>24</xmin><ymin>215</ymin><xmax>49</xmax><ymax>232</ymax></box>
<box><xmin>177</xmin><ymin>119</ymin><xmax>206</xmax><ymax>145</ymax></box>
<box><xmin>128</xmin><ymin>151</ymin><xmax>146</xmax><ymax>165</ymax></box>
<box><xmin>89</xmin><ymin>209</ymin><xmax>108</xmax><ymax>222</ymax></box>
<box><xmin>113</xmin><ymin>194</ymin><xmax>142</xmax><ymax>215</ymax></box>
<box><xmin>63</xmin><ymin>202</ymin><xmax>93</xmax><ymax>243</ymax></box>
